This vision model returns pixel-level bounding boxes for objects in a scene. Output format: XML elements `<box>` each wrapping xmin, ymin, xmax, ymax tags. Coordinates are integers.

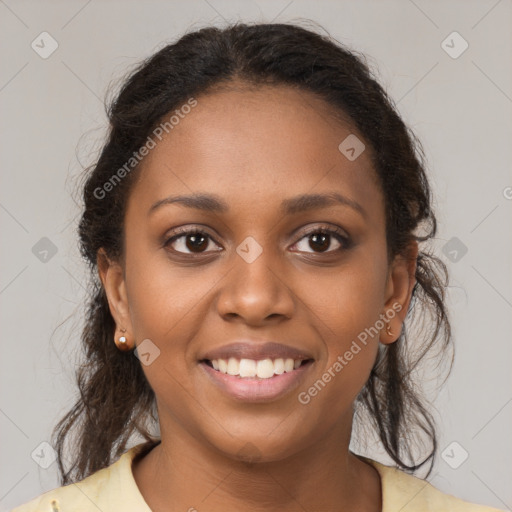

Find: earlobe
<box><xmin>380</xmin><ymin>240</ymin><xmax>419</xmax><ymax>344</ymax></box>
<box><xmin>97</xmin><ymin>248</ymin><xmax>133</xmax><ymax>349</ymax></box>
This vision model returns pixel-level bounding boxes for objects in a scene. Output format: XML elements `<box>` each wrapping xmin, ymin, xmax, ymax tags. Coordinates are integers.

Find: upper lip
<box><xmin>200</xmin><ymin>341</ymin><xmax>314</xmax><ymax>362</ymax></box>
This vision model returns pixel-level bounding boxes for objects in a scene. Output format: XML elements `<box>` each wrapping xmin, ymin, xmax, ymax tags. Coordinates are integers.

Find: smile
<box><xmin>204</xmin><ymin>357</ymin><xmax>312</xmax><ymax>379</ymax></box>
<box><xmin>199</xmin><ymin>358</ymin><xmax>314</xmax><ymax>403</ymax></box>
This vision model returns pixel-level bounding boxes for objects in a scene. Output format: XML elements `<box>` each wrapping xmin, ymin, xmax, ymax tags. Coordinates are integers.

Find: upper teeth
<box><xmin>211</xmin><ymin>357</ymin><xmax>303</xmax><ymax>379</ymax></box>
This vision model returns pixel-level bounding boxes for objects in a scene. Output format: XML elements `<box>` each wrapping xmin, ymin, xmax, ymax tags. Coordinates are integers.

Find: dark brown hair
<box><xmin>52</xmin><ymin>21</ymin><xmax>452</xmax><ymax>485</ymax></box>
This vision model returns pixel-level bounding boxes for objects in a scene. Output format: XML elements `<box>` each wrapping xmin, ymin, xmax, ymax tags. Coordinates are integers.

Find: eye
<box><xmin>291</xmin><ymin>226</ymin><xmax>351</xmax><ymax>254</ymax></box>
<box><xmin>164</xmin><ymin>225</ymin><xmax>351</xmax><ymax>256</ymax></box>
<box><xmin>164</xmin><ymin>227</ymin><xmax>222</xmax><ymax>254</ymax></box>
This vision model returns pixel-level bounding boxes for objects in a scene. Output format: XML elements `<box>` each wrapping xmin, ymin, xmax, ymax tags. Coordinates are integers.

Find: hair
<box><xmin>52</xmin><ymin>21</ymin><xmax>452</xmax><ymax>485</ymax></box>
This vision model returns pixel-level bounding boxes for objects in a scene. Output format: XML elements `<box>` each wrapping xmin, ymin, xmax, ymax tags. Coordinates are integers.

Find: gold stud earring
<box><xmin>115</xmin><ymin>328</ymin><xmax>132</xmax><ymax>352</ymax></box>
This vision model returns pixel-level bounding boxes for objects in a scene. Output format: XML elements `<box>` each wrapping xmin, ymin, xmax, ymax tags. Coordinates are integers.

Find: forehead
<box><xmin>129</xmin><ymin>85</ymin><xmax>384</xmax><ymax>221</ymax></box>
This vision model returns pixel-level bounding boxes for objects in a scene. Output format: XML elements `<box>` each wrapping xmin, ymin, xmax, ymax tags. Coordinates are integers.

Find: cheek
<box><xmin>122</xmin><ymin>251</ymin><xmax>209</xmax><ymax>419</ymax></box>
<box><xmin>123</xmin><ymin>246</ymin><xmax>226</xmax><ymax>398</ymax></box>
<box><xmin>308</xmin><ymin>252</ymin><xmax>386</xmax><ymax>338</ymax></box>
<box><xmin>302</xmin><ymin>252</ymin><xmax>387</xmax><ymax>398</ymax></box>
<box><xmin>124</xmin><ymin>243</ymin><xmax>211</xmax><ymax>341</ymax></box>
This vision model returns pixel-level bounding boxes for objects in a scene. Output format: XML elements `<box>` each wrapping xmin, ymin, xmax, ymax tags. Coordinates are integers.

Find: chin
<box><xmin>203</xmin><ymin>421</ymin><xmax>315</xmax><ymax>465</ymax></box>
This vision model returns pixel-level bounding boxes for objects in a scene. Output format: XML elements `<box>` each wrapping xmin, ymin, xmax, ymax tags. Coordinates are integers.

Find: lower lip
<box><xmin>199</xmin><ymin>361</ymin><xmax>313</xmax><ymax>403</ymax></box>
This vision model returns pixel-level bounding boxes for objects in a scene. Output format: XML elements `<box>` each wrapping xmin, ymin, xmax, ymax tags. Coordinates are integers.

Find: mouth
<box><xmin>200</xmin><ymin>357</ymin><xmax>314</xmax><ymax>379</ymax></box>
<box><xmin>197</xmin><ymin>341</ymin><xmax>315</xmax><ymax>402</ymax></box>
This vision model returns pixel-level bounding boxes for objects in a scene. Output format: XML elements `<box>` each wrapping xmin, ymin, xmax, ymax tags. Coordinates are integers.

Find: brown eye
<box><xmin>165</xmin><ymin>230</ymin><xmax>221</xmax><ymax>254</ymax></box>
<box><xmin>292</xmin><ymin>228</ymin><xmax>350</xmax><ymax>254</ymax></box>
<box><xmin>308</xmin><ymin>232</ymin><xmax>331</xmax><ymax>252</ymax></box>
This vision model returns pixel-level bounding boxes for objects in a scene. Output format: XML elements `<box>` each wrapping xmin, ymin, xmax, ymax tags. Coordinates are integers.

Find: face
<box><xmin>99</xmin><ymin>84</ymin><xmax>417</xmax><ymax>462</ymax></box>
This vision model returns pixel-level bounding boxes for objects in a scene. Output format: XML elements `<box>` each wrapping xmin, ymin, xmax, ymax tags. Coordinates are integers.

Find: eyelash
<box><xmin>163</xmin><ymin>225</ymin><xmax>352</xmax><ymax>256</ymax></box>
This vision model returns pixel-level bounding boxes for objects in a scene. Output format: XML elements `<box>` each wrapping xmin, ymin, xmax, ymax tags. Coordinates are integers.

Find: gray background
<box><xmin>1</xmin><ymin>0</ymin><xmax>511</xmax><ymax>510</ymax></box>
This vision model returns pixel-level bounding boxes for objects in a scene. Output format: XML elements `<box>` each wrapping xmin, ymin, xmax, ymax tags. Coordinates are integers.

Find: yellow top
<box><xmin>12</xmin><ymin>443</ymin><xmax>504</xmax><ymax>511</ymax></box>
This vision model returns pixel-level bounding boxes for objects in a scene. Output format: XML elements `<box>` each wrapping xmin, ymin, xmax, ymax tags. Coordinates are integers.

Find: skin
<box><xmin>98</xmin><ymin>84</ymin><xmax>418</xmax><ymax>512</ymax></box>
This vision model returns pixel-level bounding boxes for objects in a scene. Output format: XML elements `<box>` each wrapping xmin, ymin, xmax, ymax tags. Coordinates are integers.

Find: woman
<box><xmin>12</xmin><ymin>22</ymin><xmax>504</xmax><ymax>512</ymax></box>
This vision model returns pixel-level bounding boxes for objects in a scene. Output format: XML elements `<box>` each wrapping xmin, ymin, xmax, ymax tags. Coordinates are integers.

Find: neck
<box><xmin>132</xmin><ymin>419</ymin><xmax>382</xmax><ymax>512</ymax></box>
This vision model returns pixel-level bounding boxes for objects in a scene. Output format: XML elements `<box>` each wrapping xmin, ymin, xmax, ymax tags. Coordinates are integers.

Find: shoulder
<box><xmin>11</xmin><ymin>443</ymin><xmax>152</xmax><ymax>512</ymax></box>
<box><xmin>363</xmin><ymin>457</ymin><xmax>506</xmax><ymax>512</ymax></box>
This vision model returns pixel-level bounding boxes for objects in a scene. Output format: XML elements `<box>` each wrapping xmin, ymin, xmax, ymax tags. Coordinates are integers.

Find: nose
<box><xmin>215</xmin><ymin>244</ymin><xmax>296</xmax><ymax>326</ymax></box>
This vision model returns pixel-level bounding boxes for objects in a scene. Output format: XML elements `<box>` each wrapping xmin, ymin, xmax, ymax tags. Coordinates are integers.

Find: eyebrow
<box><xmin>148</xmin><ymin>192</ymin><xmax>367</xmax><ymax>219</ymax></box>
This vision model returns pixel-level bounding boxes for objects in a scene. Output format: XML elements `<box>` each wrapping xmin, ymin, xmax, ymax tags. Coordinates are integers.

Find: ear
<box><xmin>380</xmin><ymin>240</ymin><xmax>419</xmax><ymax>344</ymax></box>
<box><xmin>97</xmin><ymin>248</ymin><xmax>133</xmax><ymax>343</ymax></box>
